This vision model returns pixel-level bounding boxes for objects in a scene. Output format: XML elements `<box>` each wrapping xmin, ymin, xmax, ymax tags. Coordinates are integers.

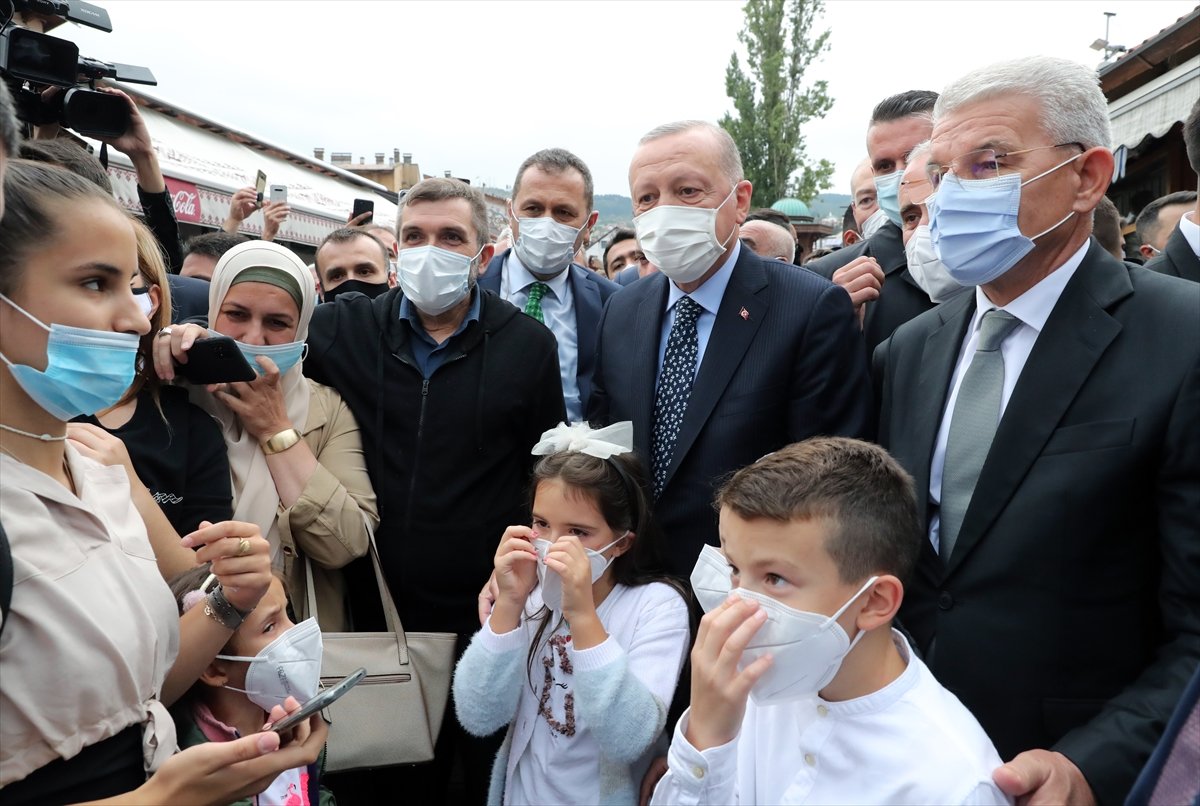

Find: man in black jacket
<box><xmin>806</xmin><ymin>90</ymin><xmax>940</xmax><ymax>359</ymax></box>
<box><xmin>303</xmin><ymin>177</ymin><xmax>564</xmax><ymax>803</ymax></box>
<box><xmin>1144</xmin><ymin>98</ymin><xmax>1200</xmax><ymax>283</ymax></box>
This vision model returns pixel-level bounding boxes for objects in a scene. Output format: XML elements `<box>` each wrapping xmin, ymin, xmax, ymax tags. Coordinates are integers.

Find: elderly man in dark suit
<box><xmin>874</xmin><ymin>56</ymin><xmax>1200</xmax><ymax>806</ymax></box>
<box><xmin>588</xmin><ymin>120</ymin><xmax>872</xmax><ymax>577</ymax></box>
<box><xmin>480</xmin><ymin>148</ymin><xmax>620</xmax><ymax>421</ymax></box>
<box><xmin>1145</xmin><ymin>98</ymin><xmax>1200</xmax><ymax>283</ymax></box>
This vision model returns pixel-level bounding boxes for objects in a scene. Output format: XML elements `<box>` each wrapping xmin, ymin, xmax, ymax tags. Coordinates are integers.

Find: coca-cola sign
<box><xmin>164</xmin><ymin>177</ymin><xmax>201</xmax><ymax>223</ymax></box>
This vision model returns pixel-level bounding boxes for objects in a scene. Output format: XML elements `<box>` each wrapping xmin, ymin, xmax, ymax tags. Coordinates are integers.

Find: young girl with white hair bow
<box><xmin>453</xmin><ymin>422</ymin><xmax>691</xmax><ymax>805</ymax></box>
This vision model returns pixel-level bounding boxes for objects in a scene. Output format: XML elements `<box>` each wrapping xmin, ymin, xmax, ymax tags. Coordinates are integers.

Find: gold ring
<box><xmin>236</xmin><ymin>538</ymin><xmax>251</xmax><ymax>556</ymax></box>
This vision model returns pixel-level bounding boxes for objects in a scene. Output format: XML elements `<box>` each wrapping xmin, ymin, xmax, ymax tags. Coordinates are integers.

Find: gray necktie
<box><xmin>939</xmin><ymin>309</ymin><xmax>1021</xmax><ymax>561</ymax></box>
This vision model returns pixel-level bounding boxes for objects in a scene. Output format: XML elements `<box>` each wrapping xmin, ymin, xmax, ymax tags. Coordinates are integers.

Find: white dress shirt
<box><xmin>1178</xmin><ymin>210</ymin><xmax>1200</xmax><ymax>257</ymax></box>
<box><xmin>502</xmin><ymin>252</ymin><xmax>581</xmax><ymax>421</ymax></box>
<box><xmin>651</xmin><ymin>630</ymin><xmax>1010</xmax><ymax>805</ymax></box>
<box><xmin>656</xmin><ymin>241</ymin><xmax>742</xmax><ymax>381</ymax></box>
<box><xmin>926</xmin><ymin>240</ymin><xmax>1089</xmax><ymax>552</ymax></box>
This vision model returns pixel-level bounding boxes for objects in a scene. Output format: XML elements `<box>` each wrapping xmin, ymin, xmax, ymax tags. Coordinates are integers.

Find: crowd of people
<box><xmin>0</xmin><ymin>50</ymin><xmax>1198</xmax><ymax>806</ymax></box>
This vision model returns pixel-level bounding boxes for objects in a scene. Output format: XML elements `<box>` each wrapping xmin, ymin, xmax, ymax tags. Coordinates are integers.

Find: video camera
<box><xmin>0</xmin><ymin>0</ymin><xmax>156</xmax><ymax>138</ymax></box>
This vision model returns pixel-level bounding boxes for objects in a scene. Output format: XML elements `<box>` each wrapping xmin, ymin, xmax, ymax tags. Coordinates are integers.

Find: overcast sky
<box><xmin>57</xmin><ymin>0</ymin><xmax>1198</xmax><ymax>199</ymax></box>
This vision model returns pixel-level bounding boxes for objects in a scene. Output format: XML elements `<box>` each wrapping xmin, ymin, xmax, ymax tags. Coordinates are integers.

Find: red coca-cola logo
<box><xmin>164</xmin><ymin>177</ymin><xmax>202</xmax><ymax>223</ymax></box>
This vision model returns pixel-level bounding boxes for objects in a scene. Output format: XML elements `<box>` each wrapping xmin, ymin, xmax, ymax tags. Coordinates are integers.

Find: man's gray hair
<box><xmin>908</xmin><ymin>139</ymin><xmax>932</xmax><ymax>162</ymax></box>
<box><xmin>512</xmin><ymin>148</ymin><xmax>594</xmax><ymax>211</ymax></box>
<box><xmin>0</xmin><ymin>80</ymin><xmax>19</xmax><ymax>159</ymax></box>
<box><xmin>400</xmin><ymin>177</ymin><xmax>491</xmax><ymax>250</ymax></box>
<box><xmin>639</xmin><ymin>120</ymin><xmax>744</xmax><ymax>188</ymax></box>
<box><xmin>935</xmin><ymin>56</ymin><xmax>1111</xmax><ymax>150</ymax></box>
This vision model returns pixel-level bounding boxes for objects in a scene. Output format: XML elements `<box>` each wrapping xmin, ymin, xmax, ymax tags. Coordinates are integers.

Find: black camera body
<box><xmin>0</xmin><ymin>0</ymin><xmax>155</xmax><ymax>138</ymax></box>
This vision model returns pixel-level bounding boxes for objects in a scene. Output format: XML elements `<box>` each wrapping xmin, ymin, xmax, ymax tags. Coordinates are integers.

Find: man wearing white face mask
<box><xmin>897</xmin><ymin>141</ymin><xmax>968</xmax><ymax>304</ymax></box>
<box><xmin>807</xmin><ymin>91</ymin><xmax>941</xmax><ymax>358</ymax></box>
<box><xmin>589</xmin><ymin>120</ymin><xmax>871</xmax><ymax>581</ymax></box>
<box><xmin>653</xmin><ymin>438</ymin><xmax>1007</xmax><ymax>805</ymax></box>
<box><xmin>297</xmin><ymin>177</ymin><xmax>565</xmax><ymax>803</ymax></box>
<box><xmin>480</xmin><ymin>148</ymin><xmax>620</xmax><ymax>422</ymax></box>
<box><xmin>874</xmin><ymin>56</ymin><xmax>1200</xmax><ymax>806</ymax></box>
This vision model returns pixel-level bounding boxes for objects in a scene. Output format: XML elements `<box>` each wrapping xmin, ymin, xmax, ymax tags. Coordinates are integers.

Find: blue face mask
<box><xmin>928</xmin><ymin>153</ymin><xmax>1080</xmax><ymax>286</ymax></box>
<box><xmin>0</xmin><ymin>293</ymin><xmax>140</xmax><ymax>421</ymax></box>
<box><xmin>874</xmin><ymin>169</ymin><xmax>903</xmax><ymax>227</ymax></box>
<box><xmin>236</xmin><ymin>339</ymin><xmax>307</xmax><ymax>376</ymax></box>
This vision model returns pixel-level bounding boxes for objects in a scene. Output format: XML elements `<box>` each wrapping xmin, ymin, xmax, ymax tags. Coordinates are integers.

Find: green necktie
<box><xmin>524</xmin><ymin>282</ymin><xmax>549</xmax><ymax>324</ymax></box>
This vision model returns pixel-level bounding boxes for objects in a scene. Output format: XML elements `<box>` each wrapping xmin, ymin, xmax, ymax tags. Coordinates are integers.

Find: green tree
<box><xmin>721</xmin><ymin>0</ymin><xmax>835</xmax><ymax>206</ymax></box>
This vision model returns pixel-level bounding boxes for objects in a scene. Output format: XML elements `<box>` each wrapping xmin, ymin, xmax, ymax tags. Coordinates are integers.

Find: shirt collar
<box><xmin>506</xmin><ymin>249</ymin><xmax>571</xmax><ymax>300</ymax></box>
<box><xmin>972</xmin><ymin>238</ymin><xmax>1089</xmax><ymax>335</ymax></box>
<box><xmin>1178</xmin><ymin>210</ymin><xmax>1200</xmax><ymax>257</ymax></box>
<box><xmin>398</xmin><ymin>286</ymin><xmax>482</xmax><ymax>337</ymax></box>
<box><xmin>665</xmin><ymin>239</ymin><xmax>742</xmax><ymax>315</ymax></box>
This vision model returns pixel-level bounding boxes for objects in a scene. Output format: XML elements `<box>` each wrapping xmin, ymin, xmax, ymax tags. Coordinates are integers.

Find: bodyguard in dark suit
<box><xmin>805</xmin><ymin>91</ymin><xmax>941</xmax><ymax>359</ymax></box>
<box><xmin>1145</xmin><ymin>99</ymin><xmax>1199</xmax><ymax>283</ymax></box>
<box><xmin>481</xmin><ymin>148</ymin><xmax>619</xmax><ymax>420</ymax></box>
<box><xmin>589</xmin><ymin>120</ymin><xmax>872</xmax><ymax>577</ymax></box>
<box><xmin>874</xmin><ymin>56</ymin><xmax>1200</xmax><ymax>806</ymax></box>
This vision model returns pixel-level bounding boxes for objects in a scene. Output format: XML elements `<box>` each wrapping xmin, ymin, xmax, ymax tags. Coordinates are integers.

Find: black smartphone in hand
<box><xmin>266</xmin><ymin>668</ymin><xmax>367</xmax><ymax>736</ymax></box>
<box><xmin>175</xmin><ymin>335</ymin><xmax>257</xmax><ymax>385</ymax></box>
<box><xmin>351</xmin><ymin>198</ymin><xmax>374</xmax><ymax>224</ymax></box>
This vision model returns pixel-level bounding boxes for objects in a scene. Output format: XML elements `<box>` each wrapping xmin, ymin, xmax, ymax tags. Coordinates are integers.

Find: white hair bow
<box><xmin>531</xmin><ymin>421</ymin><xmax>634</xmax><ymax>460</ymax></box>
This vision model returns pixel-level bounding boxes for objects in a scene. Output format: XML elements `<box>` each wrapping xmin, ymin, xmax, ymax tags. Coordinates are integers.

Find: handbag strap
<box><xmin>304</xmin><ymin>524</ymin><xmax>410</xmax><ymax>666</ymax></box>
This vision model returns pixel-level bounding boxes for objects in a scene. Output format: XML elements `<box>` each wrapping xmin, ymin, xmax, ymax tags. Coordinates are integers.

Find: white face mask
<box><xmin>905</xmin><ymin>224</ymin><xmax>967</xmax><ymax>304</ymax></box>
<box><xmin>397</xmin><ymin>244</ymin><xmax>481</xmax><ymax>315</ymax></box>
<box><xmin>633</xmin><ymin>185</ymin><xmax>738</xmax><ymax>284</ymax></box>
<box><xmin>217</xmin><ymin>617</ymin><xmax>324</xmax><ymax>712</ymax></box>
<box><xmin>859</xmin><ymin>207</ymin><xmax>888</xmax><ymax>239</ymax></box>
<box><xmin>689</xmin><ymin>543</ymin><xmax>732</xmax><ymax>613</ymax></box>
<box><xmin>512</xmin><ymin>208</ymin><xmax>585</xmax><ymax>276</ymax></box>
<box><xmin>533</xmin><ymin>533</ymin><xmax>628</xmax><ymax>613</ymax></box>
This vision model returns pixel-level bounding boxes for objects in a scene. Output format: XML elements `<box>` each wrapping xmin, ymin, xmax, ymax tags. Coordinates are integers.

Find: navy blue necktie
<box><xmin>651</xmin><ymin>297</ymin><xmax>702</xmax><ymax>498</ymax></box>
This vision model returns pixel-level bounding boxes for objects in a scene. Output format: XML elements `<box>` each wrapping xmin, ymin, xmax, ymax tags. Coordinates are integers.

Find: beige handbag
<box><xmin>305</xmin><ymin>535</ymin><xmax>457</xmax><ymax>771</ymax></box>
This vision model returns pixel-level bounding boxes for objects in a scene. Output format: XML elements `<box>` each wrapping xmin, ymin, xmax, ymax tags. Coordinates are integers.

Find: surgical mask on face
<box><xmin>323</xmin><ymin>278</ymin><xmax>390</xmax><ymax>303</ymax></box>
<box><xmin>236</xmin><ymin>339</ymin><xmax>307</xmax><ymax>376</ymax></box>
<box><xmin>690</xmin><ymin>543</ymin><xmax>732</xmax><ymax>613</ymax></box>
<box><xmin>397</xmin><ymin>244</ymin><xmax>480</xmax><ymax>315</ymax></box>
<box><xmin>217</xmin><ymin>617</ymin><xmax>323</xmax><ymax>713</ymax></box>
<box><xmin>634</xmin><ymin>185</ymin><xmax>738</xmax><ymax>284</ymax></box>
<box><xmin>533</xmin><ymin>533</ymin><xmax>628</xmax><ymax>613</ymax></box>
<box><xmin>928</xmin><ymin>153</ymin><xmax>1081</xmax><ymax>286</ymax></box>
<box><xmin>512</xmin><ymin>209</ymin><xmax>584</xmax><ymax>275</ymax></box>
<box><xmin>133</xmin><ymin>289</ymin><xmax>154</xmax><ymax>318</ymax></box>
<box><xmin>874</xmin><ymin>170</ymin><xmax>903</xmax><ymax>227</ymax></box>
<box><xmin>0</xmin><ymin>293</ymin><xmax>140</xmax><ymax>421</ymax></box>
<box><xmin>905</xmin><ymin>224</ymin><xmax>968</xmax><ymax>304</ymax></box>
<box><xmin>733</xmin><ymin>576</ymin><xmax>878</xmax><ymax>705</ymax></box>
<box><xmin>859</xmin><ymin>207</ymin><xmax>889</xmax><ymax>239</ymax></box>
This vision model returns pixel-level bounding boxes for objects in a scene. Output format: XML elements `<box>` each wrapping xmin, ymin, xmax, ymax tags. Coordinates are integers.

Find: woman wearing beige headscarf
<box><xmin>187</xmin><ymin>240</ymin><xmax>377</xmax><ymax>630</ymax></box>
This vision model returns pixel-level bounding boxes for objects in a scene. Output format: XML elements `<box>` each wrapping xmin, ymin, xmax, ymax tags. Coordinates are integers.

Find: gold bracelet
<box><xmin>261</xmin><ymin>427</ymin><xmax>301</xmax><ymax>455</ymax></box>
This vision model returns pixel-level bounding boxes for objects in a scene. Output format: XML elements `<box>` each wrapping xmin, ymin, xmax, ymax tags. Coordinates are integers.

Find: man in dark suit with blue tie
<box><xmin>480</xmin><ymin>148</ymin><xmax>620</xmax><ymax>422</ymax></box>
<box><xmin>588</xmin><ymin>120</ymin><xmax>872</xmax><ymax>578</ymax></box>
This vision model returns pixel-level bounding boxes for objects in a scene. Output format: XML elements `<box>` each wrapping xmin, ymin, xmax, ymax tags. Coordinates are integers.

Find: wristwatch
<box><xmin>261</xmin><ymin>427</ymin><xmax>302</xmax><ymax>455</ymax></box>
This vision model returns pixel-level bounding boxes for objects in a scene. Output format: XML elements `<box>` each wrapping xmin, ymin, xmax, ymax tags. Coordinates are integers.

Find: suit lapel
<box><xmin>663</xmin><ymin>252</ymin><xmax>767</xmax><ymax>489</ymax></box>
<box><xmin>630</xmin><ymin>276</ymin><xmax>668</xmax><ymax>460</ymax></box>
<box><xmin>911</xmin><ymin>293</ymin><xmax>974</xmax><ymax>587</ymax></box>
<box><xmin>1165</xmin><ymin>226</ymin><xmax>1200</xmax><ymax>283</ymax></box>
<box><xmin>863</xmin><ymin>222</ymin><xmax>907</xmax><ymax>331</ymax></box>
<box><xmin>946</xmin><ymin>244</ymin><xmax>1133</xmax><ymax>576</ymax></box>
<box><xmin>478</xmin><ymin>250</ymin><xmax>505</xmax><ymax>295</ymax></box>
<box><xmin>570</xmin><ymin>267</ymin><xmax>601</xmax><ymax>390</ymax></box>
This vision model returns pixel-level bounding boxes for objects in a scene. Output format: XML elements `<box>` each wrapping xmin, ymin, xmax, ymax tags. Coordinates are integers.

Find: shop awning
<box><xmin>1108</xmin><ymin>55</ymin><xmax>1200</xmax><ymax>151</ymax></box>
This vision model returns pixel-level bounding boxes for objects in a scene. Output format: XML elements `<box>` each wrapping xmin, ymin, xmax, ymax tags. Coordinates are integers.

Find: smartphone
<box><xmin>351</xmin><ymin>198</ymin><xmax>374</xmax><ymax>224</ymax></box>
<box><xmin>270</xmin><ymin>184</ymin><xmax>287</xmax><ymax>204</ymax></box>
<box><xmin>175</xmin><ymin>335</ymin><xmax>257</xmax><ymax>385</ymax></box>
<box><xmin>255</xmin><ymin>170</ymin><xmax>267</xmax><ymax>206</ymax></box>
<box><xmin>266</xmin><ymin>668</ymin><xmax>367</xmax><ymax>735</ymax></box>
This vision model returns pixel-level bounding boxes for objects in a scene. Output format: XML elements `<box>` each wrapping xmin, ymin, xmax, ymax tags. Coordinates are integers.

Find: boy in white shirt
<box><xmin>652</xmin><ymin>437</ymin><xmax>1011</xmax><ymax>805</ymax></box>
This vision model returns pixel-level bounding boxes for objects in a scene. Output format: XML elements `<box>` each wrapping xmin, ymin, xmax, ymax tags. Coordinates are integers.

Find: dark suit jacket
<box><xmin>615</xmin><ymin>265</ymin><xmax>641</xmax><ymax>286</ymax></box>
<box><xmin>805</xmin><ymin>221</ymin><xmax>936</xmax><ymax>359</ymax></box>
<box><xmin>874</xmin><ymin>241</ymin><xmax>1200</xmax><ymax>804</ymax></box>
<box><xmin>1144</xmin><ymin>223</ymin><xmax>1200</xmax><ymax>283</ymax></box>
<box><xmin>481</xmin><ymin>250</ymin><xmax>621</xmax><ymax>414</ymax></box>
<box><xmin>167</xmin><ymin>273</ymin><xmax>210</xmax><ymax>323</ymax></box>
<box><xmin>589</xmin><ymin>247</ymin><xmax>873</xmax><ymax>577</ymax></box>
<box><xmin>1125</xmin><ymin>660</ymin><xmax>1200</xmax><ymax>806</ymax></box>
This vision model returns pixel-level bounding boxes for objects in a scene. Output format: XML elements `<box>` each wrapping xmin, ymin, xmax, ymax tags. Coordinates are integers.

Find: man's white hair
<box><xmin>935</xmin><ymin>56</ymin><xmax>1111</xmax><ymax>150</ymax></box>
<box><xmin>742</xmin><ymin>220</ymin><xmax>796</xmax><ymax>262</ymax></box>
<box><xmin>639</xmin><ymin>120</ymin><xmax>744</xmax><ymax>188</ymax></box>
<box><xmin>908</xmin><ymin>139</ymin><xmax>932</xmax><ymax>162</ymax></box>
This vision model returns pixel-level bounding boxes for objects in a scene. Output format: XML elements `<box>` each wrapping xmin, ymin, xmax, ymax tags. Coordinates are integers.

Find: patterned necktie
<box><xmin>524</xmin><ymin>282</ymin><xmax>549</xmax><ymax>324</ymax></box>
<box><xmin>651</xmin><ymin>297</ymin><xmax>702</xmax><ymax>498</ymax></box>
<box><xmin>1148</xmin><ymin>697</ymin><xmax>1200</xmax><ymax>805</ymax></box>
<box><xmin>939</xmin><ymin>309</ymin><xmax>1021</xmax><ymax>561</ymax></box>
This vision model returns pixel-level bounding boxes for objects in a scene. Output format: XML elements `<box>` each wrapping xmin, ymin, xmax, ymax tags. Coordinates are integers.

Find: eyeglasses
<box><xmin>925</xmin><ymin>142</ymin><xmax>1085</xmax><ymax>190</ymax></box>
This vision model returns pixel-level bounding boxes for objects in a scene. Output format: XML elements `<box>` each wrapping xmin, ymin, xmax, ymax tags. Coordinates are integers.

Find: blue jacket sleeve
<box><xmin>452</xmin><ymin>621</ymin><xmax>527</xmax><ymax>738</ymax></box>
